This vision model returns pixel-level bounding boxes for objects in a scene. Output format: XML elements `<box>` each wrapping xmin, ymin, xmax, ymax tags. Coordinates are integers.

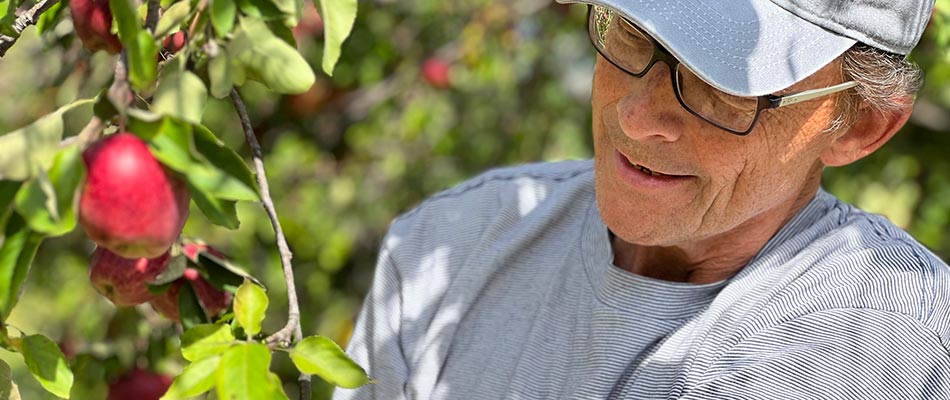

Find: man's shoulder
<box><xmin>755</xmin><ymin>196</ymin><xmax>950</xmax><ymax>340</ymax></box>
<box><xmin>388</xmin><ymin>159</ymin><xmax>594</xmax><ymax>235</ymax></box>
<box><xmin>381</xmin><ymin>159</ymin><xmax>595</xmax><ymax>272</ymax></box>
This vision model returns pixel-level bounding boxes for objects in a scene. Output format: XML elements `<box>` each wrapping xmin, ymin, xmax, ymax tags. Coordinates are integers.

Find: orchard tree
<box><xmin>0</xmin><ymin>0</ymin><xmax>370</xmax><ymax>398</ymax></box>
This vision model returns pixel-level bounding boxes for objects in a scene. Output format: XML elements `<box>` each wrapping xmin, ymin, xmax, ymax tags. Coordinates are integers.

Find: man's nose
<box><xmin>614</xmin><ymin>63</ymin><xmax>688</xmax><ymax>143</ymax></box>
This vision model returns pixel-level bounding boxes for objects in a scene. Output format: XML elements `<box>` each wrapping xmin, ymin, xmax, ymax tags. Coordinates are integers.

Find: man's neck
<box><xmin>611</xmin><ymin>184</ymin><xmax>820</xmax><ymax>284</ymax></box>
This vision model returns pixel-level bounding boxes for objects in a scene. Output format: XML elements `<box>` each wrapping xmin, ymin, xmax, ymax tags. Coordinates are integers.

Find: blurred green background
<box><xmin>0</xmin><ymin>0</ymin><xmax>947</xmax><ymax>398</ymax></box>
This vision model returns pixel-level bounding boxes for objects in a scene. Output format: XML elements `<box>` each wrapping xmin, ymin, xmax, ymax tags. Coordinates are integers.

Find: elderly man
<box><xmin>335</xmin><ymin>0</ymin><xmax>949</xmax><ymax>399</ymax></box>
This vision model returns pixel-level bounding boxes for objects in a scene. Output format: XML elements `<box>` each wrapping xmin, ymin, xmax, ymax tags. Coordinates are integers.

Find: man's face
<box><xmin>592</xmin><ymin>54</ymin><xmax>845</xmax><ymax>248</ymax></box>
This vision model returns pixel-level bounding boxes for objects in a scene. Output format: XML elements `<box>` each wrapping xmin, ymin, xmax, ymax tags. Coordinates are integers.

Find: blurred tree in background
<box><xmin>0</xmin><ymin>0</ymin><xmax>946</xmax><ymax>398</ymax></box>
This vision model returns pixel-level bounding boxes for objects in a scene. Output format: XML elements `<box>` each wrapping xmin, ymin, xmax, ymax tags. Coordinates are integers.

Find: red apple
<box><xmin>182</xmin><ymin>267</ymin><xmax>200</xmax><ymax>281</ymax></box>
<box><xmin>292</xmin><ymin>1</ymin><xmax>324</xmax><ymax>39</ymax></box>
<box><xmin>149</xmin><ymin>277</ymin><xmax>231</xmax><ymax>321</ymax></box>
<box><xmin>90</xmin><ymin>247</ymin><xmax>171</xmax><ymax>306</ymax></box>
<box><xmin>70</xmin><ymin>0</ymin><xmax>122</xmax><ymax>54</ymax></box>
<box><xmin>163</xmin><ymin>31</ymin><xmax>187</xmax><ymax>54</ymax></box>
<box><xmin>107</xmin><ymin>369</ymin><xmax>171</xmax><ymax>400</ymax></box>
<box><xmin>79</xmin><ymin>133</ymin><xmax>190</xmax><ymax>259</ymax></box>
<box><xmin>421</xmin><ymin>57</ymin><xmax>451</xmax><ymax>88</ymax></box>
<box><xmin>181</xmin><ymin>241</ymin><xmax>227</xmax><ymax>260</ymax></box>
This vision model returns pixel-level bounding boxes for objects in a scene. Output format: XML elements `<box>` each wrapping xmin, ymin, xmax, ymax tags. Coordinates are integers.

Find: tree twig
<box><xmin>0</xmin><ymin>0</ymin><xmax>60</xmax><ymax>57</ymax></box>
<box><xmin>228</xmin><ymin>89</ymin><xmax>301</xmax><ymax>350</ymax></box>
<box><xmin>187</xmin><ymin>0</ymin><xmax>208</xmax><ymax>39</ymax></box>
<box><xmin>145</xmin><ymin>0</ymin><xmax>161</xmax><ymax>33</ymax></box>
<box><xmin>229</xmin><ymin>88</ymin><xmax>310</xmax><ymax>398</ymax></box>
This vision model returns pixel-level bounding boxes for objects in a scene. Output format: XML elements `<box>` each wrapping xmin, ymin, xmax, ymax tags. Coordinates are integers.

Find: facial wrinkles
<box><xmin>603</xmin><ymin>100</ymin><xmax>696</xmax><ymax>175</ymax></box>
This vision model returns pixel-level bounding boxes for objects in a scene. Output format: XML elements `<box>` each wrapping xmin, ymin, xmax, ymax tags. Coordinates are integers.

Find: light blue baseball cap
<box><xmin>558</xmin><ymin>0</ymin><xmax>935</xmax><ymax>96</ymax></box>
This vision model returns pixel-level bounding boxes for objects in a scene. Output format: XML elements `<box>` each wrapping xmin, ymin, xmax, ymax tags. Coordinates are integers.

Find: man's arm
<box><xmin>679</xmin><ymin>308</ymin><xmax>950</xmax><ymax>399</ymax></box>
<box><xmin>333</xmin><ymin>240</ymin><xmax>408</xmax><ymax>400</ymax></box>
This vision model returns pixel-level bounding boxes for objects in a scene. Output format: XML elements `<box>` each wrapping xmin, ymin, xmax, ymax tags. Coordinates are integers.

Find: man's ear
<box><xmin>821</xmin><ymin>103</ymin><xmax>913</xmax><ymax>167</ymax></box>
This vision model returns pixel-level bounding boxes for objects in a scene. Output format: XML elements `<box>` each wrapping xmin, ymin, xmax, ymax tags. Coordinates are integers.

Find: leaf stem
<box><xmin>0</xmin><ymin>0</ymin><xmax>60</xmax><ymax>57</ymax></box>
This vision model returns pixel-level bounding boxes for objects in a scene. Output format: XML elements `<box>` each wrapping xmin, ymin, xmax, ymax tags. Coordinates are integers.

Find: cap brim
<box><xmin>559</xmin><ymin>0</ymin><xmax>857</xmax><ymax>96</ymax></box>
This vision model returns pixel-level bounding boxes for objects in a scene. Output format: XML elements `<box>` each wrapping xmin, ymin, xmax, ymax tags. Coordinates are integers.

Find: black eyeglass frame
<box><xmin>586</xmin><ymin>5</ymin><xmax>859</xmax><ymax>136</ymax></box>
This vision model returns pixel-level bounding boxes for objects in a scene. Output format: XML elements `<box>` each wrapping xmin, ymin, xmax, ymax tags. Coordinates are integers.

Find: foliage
<box><xmin>0</xmin><ymin>0</ymin><xmax>946</xmax><ymax>399</ymax></box>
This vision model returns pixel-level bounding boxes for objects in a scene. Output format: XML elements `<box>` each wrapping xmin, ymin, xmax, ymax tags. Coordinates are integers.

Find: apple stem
<box><xmin>229</xmin><ymin>88</ymin><xmax>310</xmax><ymax>396</ymax></box>
<box><xmin>0</xmin><ymin>0</ymin><xmax>60</xmax><ymax>57</ymax></box>
<box><xmin>108</xmin><ymin>51</ymin><xmax>134</xmax><ymax>122</ymax></box>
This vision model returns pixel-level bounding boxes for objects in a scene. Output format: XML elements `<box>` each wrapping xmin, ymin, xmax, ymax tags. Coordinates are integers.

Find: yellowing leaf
<box><xmin>233</xmin><ymin>279</ymin><xmax>268</xmax><ymax>336</ymax></box>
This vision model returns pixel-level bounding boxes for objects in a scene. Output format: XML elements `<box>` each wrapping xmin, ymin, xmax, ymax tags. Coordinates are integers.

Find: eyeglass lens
<box><xmin>588</xmin><ymin>6</ymin><xmax>759</xmax><ymax>132</ymax></box>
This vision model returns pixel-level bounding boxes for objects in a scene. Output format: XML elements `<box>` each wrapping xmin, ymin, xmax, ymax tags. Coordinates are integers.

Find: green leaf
<box><xmin>152</xmin><ymin>70</ymin><xmax>208</xmax><ymax>124</ymax></box>
<box><xmin>93</xmin><ymin>91</ymin><xmax>119</xmax><ymax>121</ymax></box>
<box><xmin>229</xmin><ymin>17</ymin><xmax>315</xmax><ymax>94</ymax></box>
<box><xmin>270</xmin><ymin>0</ymin><xmax>298</xmax><ymax>24</ymax></box>
<box><xmin>0</xmin><ymin>99</ymin><xmax>94</xmax><ymax>180</ymax></box>
<box><xmin>210</xmin><ymin>0</ymin><xmax>236</xmax><ymax>36</ymax></box>
<box><xmin>180</xmin><ymin>323</ymin><xmax>235</xmax><ymax>362</ymax></box>
<box><xmin>216</xmin><ymin>343</ymin><xmax>287</xmax><ymax>400</ymax></box>
<box><xmin>178</xmin><ymin>282</ymin><xmax>209</xmax><ymax>331</ymax></box>
<box><xmin>290</xmin><ymin>336</ymin><xmax>368</xmax><ymax>388</ymax></box>
<box><xmin>190</xmin><ymin>189</ymin><xmax>239</xmax><ymax>229</ymax></box>
<box><xmin>316</xmin><ymin>0</ymin><xmax>357</xmax><ymax>75</ymax></box>
<box><xmin>161</xmin><ymin>355</ymin><xmax>220</xmax><ymax>399</ymax></box>
<box><xmin>0</xmin><ymin>215</ymin><xmax>42</xmax><ymax>320</ymax></box>
<box><xmin>233</xmin><ymin>279</ymin><xmax>267</xmax><ymax>336</ymax></box>
<box><xmin>35</xmin><ymin>1</ymin><xmax>63</xmax><ymax>35</ymax></box>
<box><xmin>13</xmin><ymin>146</ymin><xmax>85</xmax><ymax>236</ymax></box>
<box><xmin>196</xmin><ymin>250</ymin><xmax>261</xmax><ymax>293</ymax></box>
<box><xmin>128</xmin><ymin>30</ymin><xmax>160</xmax><ymax>91</ymax></box>
<box><xmin>142</xmin><ymin>118</ymin><xmax>194</xmax><ymax>170</ymax></box>
<box><xmin>145</xmin><ymin>119</ymin><xmax>257</xmax><ymax>201</ymax></box>
<box><xmin>191</xmin><ymin>124</ymin><xmax>258</xmax><ymax>201</ymax></box>
<box><xmin>236</xmin><ymin>0</ymin><xmax>285</xmax><ymax>20</ymax></box>
<box><xmin>155</xmin><ymin>1</ymin><xmax>191</xmax><ymax>38</ymax></box>
<box><xmin>0</xmin><ymin>358</ymin><xmax>21</xmax><ymax>400</ymax></box>
<box><xmin>69</xmin><ymin>354</ymin><xmax>108</xmax><ymax>400</ymax></box>
<box><xmin>148</xmin><ymin>254</ymin><xmax>188</xmax><ymax>289</ymax></box>
<box><xmin>109</xmin><ymin>0</ymin><xmax>140</xmax><ymax>44</ymax></box>
<box><xmin>18</xmin><ymin>334</ymin><xmax>73</xmax><ymax>398</ymax></box>
<box><xmin>208</xmin><ymin>51</ymin><xmax>234</xmax><ymax>98</ymax></box>
<box><xmin>0</xmin><ymin>181</ymin><xmax>21</xmax><ymax>227</ymax></box>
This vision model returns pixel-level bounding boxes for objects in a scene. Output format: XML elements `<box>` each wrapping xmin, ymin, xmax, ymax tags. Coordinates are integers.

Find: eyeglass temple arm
<box><xmin>770</xmin><ymin>81</ymin><xmax>860</xmax><ymax>108</ymax></box>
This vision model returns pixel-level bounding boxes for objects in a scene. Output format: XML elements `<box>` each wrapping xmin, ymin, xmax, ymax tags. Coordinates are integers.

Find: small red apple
<box><xmin>89</xmin><ymin>247</ymin><xmax>171</xmax><ymax>306</ymax></box>
<box><xmin>292</xmin><ymin>1</ymin><xmax>324</xmax><ymax>39</ymax></box>
<box><xmin>163</xmin><ymin>31</ymin><xmax>187</xmax><ymax>54</ymax></box>
<box><xmin>79</xmin><ymin>133</ymin><xmax>190</xmax><ymax>259</ymax></box>
<box><xmin>181</xmin><ymin>241</ymin><xmax>230</xmax><ymax>262</ymax></box>
<box><xmin>421</xmin><ymin>57</ymin><xmax>451</xmax><ymax>88</ymax></box>
<box><xmin>149</xmin><ymin>277</ymin><xmax>231</xmax><ymax>321</ymax></box>
<box><xmin>70</xmin><ymin>0</ymin><xmax>122</xmax><ymax>54</ymax></box>
<box><xmin>107</xmin><ymin>369</ymin><xmax>171</xmax><ymax>400</ymax></box>
<box><xmin>182</xmin><ymin>267</ymin><xmax>200</xmax><ymax>281</ymax></box>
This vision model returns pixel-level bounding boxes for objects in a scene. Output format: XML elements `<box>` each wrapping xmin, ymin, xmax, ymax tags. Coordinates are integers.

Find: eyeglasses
<box><xmin>587</xmin><ymin>5</ymin><xmax>859</xmax><ymax>135</ymax></box>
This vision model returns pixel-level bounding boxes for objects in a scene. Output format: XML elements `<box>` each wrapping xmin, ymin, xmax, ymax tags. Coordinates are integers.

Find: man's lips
<box><xmin>616</xmin><ymin>151</ymin><xmax>691</xmax><ymax>178</ymax></box>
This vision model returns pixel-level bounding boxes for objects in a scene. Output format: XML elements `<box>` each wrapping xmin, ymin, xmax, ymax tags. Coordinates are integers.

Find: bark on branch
<box><xmin>228</xmin><ymin>89</ymin><xmax>311</xmax><ymax>399</ymax></box>
<box><xmin>0</xmin><ymin>0</ymin><xmax>61</xmax><ymax>57</ymax></box>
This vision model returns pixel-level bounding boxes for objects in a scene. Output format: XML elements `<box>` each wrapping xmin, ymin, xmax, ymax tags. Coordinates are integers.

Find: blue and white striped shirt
<box><xmin>334</xmin><ymin>160</ymin><xmax>950</xmax><ymax>400</ymax></box>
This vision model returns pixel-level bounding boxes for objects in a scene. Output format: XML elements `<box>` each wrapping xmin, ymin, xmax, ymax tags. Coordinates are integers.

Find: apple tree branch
<box><xmin>0</xmin><ymin>0</ymin><xmax>60</xmax><ymax>57</ymax></box>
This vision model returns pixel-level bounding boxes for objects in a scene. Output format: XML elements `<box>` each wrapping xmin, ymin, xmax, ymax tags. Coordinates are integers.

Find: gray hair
<box><xmin>827</xmin><ymin>44</ymin><xmax>923</xmax><ymax>132</ymax></box>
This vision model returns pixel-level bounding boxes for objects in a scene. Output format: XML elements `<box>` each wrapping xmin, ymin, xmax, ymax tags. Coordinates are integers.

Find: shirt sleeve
<box><xmin>333</xmin><ymin>238</ymin><xmax>408</xmax><ymax>400</ymax></box>
<box><xmin>678</xmin><ymin>308</ymin><xmax>950</xmax><ymax>400</ymax></box>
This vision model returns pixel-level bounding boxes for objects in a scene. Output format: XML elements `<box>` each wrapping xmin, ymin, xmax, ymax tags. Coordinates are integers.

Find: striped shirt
<box><xmin>333</xmin><ymin>160</ymin><xmax>950</xmax><ymax>400</ymax></box>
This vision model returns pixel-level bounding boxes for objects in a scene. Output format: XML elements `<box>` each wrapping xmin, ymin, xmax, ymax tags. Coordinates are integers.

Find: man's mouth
<box><xmin>620</xmin><ymin>155</ymin><xmax>675</xmax><ymax>177</ymax></box>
